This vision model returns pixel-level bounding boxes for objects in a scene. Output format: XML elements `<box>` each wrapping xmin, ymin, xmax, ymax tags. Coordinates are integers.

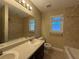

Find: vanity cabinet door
<box><xmin>29</xmin><ymin>44</ymin><xmax>44</xmax><ymax>59</ymax></box>
<box><xmin>35</xmin><ymin>44</ymin><xmax>44</xmax><ymax>59</ymax></box>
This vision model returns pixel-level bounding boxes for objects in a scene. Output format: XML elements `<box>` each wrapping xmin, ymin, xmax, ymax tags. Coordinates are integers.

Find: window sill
<box><xmin>50</xmin><ymin>32</ymin><xmax>63</xmax><ymax>36</ymax></box>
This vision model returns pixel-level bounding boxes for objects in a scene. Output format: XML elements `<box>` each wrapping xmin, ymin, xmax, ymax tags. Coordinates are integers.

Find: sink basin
<box><xmin>0</xmin><ymin>51</ymin><xmax>19</xmax><ymax>59</ymax></box>
<box><xmin>28</xmin><ymin>39</ymin><xmax>40</xmax><ymax>44</ymax></box>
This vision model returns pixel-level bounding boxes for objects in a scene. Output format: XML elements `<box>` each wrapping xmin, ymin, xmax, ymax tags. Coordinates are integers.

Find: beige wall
<box><xmin>42</xmin><ymin>6</ymin><xmax>79</xmax><ymax>49</ymax></box>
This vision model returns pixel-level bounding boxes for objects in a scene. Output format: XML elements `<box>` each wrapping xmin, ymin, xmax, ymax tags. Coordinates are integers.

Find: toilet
<box><xmin>44</xmin><ymin>43</ymin><xmax>52</xmax><ymax>49</ymax></box>
<box><xmin>44</xmin><ymin>43</ymin><xmax>52</xmax><ymax>54</ymax></box>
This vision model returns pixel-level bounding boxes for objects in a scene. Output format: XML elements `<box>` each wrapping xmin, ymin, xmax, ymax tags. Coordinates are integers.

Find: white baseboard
<box><xmin>51</xmin><ymin>47</ymin><xmax>64</xmax><ymax>52</ymax></box>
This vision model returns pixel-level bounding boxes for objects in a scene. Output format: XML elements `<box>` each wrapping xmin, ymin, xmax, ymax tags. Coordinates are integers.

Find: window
<box><xmin>51</xmin><ymin>16</ymin><xmax>63</xmax><ymax>33</ymax></box>
<box><xmin>29</xmin><ymin>19</ymin><xmax>35</xmax><ymax>32</ymax></box>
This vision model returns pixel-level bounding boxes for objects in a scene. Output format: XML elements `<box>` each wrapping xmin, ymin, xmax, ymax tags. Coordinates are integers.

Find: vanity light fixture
<box><xmin>26</xmin><ymin>4</ymin><xmax>33</xmax><ymax>11</ymax></box>
<box><xmin>15</xmin><ymin>0</ymin><xmax>33</xmax><ymax>11</ymax></box>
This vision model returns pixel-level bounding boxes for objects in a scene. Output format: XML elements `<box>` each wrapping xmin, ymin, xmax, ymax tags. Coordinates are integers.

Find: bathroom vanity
<box><xmin>29</xmin><ymin>43</ymin><xmax>44</xmax><ymax>59</ymax></box>
<box><xmin>0</xmin><ymin>37</ymin><xmax>45</xmax><ymax>59</ymax></box>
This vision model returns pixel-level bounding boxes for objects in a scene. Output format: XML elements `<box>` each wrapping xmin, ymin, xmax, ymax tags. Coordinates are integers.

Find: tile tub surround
<box><xmin>3</xmin><ymin>39</ymin><xmax>44</xmax><ymax>59</ymax></box>
<box><xmin>0</xmin><ymin>37</ymin><xmax>35</xmax><ymax>51</ymax></box>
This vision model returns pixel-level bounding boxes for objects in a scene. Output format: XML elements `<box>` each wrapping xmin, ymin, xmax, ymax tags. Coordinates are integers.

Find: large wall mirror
<box><xmin>0</xmin><ymin>3</ymin><xmax>41</xmax><ymax>44</ymax></box>
<box><xmin>0</xmin><ymin>5</ymin><xmax>31</xmax><ymax>43</ymax></box>
<box><xmin>8</xmin><ymin>7</ymin><xmax>26</xmax><ymax>41</ymax></box>
<box><xmin>0</xmin><ymin>6</ymin><xmax>37</xmax><ymax>44</ymax></box>
<box><xmin>23</xmin><ymin>16</ymin><xmax>36</xmax><ymax>37</ymax></box>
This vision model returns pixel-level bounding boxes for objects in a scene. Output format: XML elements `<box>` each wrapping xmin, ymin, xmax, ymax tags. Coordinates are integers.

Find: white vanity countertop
<box><xmin>0</xmin><ymin>37</ymin><xmax>34</xmax><ymax>50</ymax></box>
<box><xmin>6</xmin><ymin>39</ymin><xmax>44</xmax><ymax>59</ymax></box>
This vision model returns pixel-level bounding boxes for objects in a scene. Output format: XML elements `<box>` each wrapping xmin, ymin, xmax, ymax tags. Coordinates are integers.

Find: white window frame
<box><xmin>50</xmin><ymin>15</ymin><xmax>64</xmax><ymax>34</ymax></box>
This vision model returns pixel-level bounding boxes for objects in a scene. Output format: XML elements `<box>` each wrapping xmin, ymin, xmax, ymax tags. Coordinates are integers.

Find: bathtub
<box><xmin>64</xmin><ymin>46</ymin><xmax>79</xmax><ymax>59</ymax></box>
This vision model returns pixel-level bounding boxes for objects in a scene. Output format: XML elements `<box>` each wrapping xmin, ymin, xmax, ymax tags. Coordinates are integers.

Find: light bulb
<box><xmin>22</xmin><ymin>0</ymin><xmax>25</xmax><ymax>3</ymax></box>
<box><xmin>27</xmin><ymin>4</ymin><xmax>30</xmax><ymax>7</ymax></box>
<box><xmin>30</xmin><ymin>6</ymin><xmax>32</xmax><ymax>10</ymax></box>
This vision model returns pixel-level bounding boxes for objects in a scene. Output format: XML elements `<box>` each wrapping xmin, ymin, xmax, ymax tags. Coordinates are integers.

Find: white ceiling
<box><xmin>30</xmin><ymin>0</ymin><xmax>79</xmax><ymax>13</ymax></box>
